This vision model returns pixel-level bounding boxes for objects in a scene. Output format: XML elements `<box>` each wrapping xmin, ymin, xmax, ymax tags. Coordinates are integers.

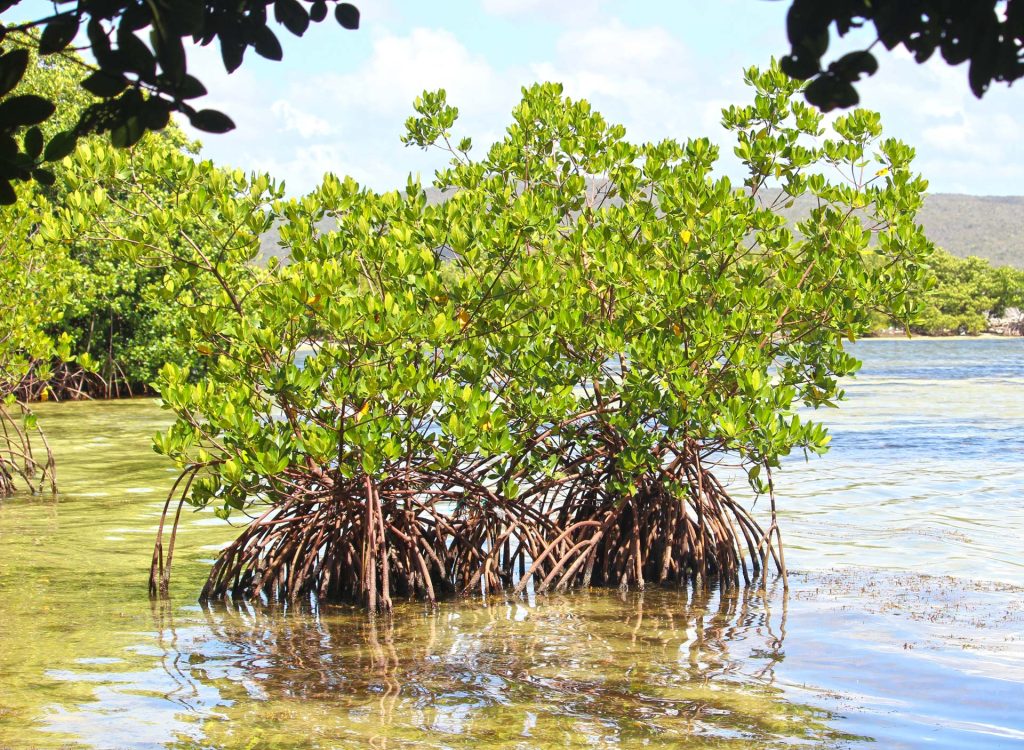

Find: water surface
<box><xmin>1</xmin><ymin>339</ymin><xmax>1022</xmax><ymax>749</ymax></box>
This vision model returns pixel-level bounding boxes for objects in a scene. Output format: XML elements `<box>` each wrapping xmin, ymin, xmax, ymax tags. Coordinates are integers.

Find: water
<box><xmin>1</xmin><ymin>340</ymin><xmax>1022</xmax><ymax>749</ymax></box>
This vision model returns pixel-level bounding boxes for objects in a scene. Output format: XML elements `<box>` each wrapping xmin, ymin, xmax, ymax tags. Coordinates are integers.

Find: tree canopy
<box><xmin>43</xmin><ymin>62</ymin><xmax>934</xmax><ymax>607</ymax></box>
<box><xmin>0</xmin><ymin>0</ymin><xmax>359</xmax><ymax>202</ymax></box>
<box><xmin>780</xmin><ymin>0</ymin><xmax>1023</xmax><ymax>110</ymax></box>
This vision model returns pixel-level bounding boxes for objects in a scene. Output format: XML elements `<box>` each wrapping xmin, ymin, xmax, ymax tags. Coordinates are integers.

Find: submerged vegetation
<box><xmin>36</xmin><ymin>62</ymin><xmax>930</xmax><ymax>609</ymax></box>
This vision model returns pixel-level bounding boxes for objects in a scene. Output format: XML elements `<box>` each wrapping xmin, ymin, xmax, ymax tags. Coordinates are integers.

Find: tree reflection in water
<box><xmin>143</xmin><ymin>584</ymin><xmax>865</xmax><ymax>749</ymax></box>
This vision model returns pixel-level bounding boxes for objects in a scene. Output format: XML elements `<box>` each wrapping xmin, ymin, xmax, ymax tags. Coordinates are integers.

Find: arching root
<box><xmin>152</xmin><ymin>455</ymin><xmax>783</xmax><ymax>610</ymax></box>
<box><xmin>0</xmin><ymin>400</ymin><xmax>56</xmax><ymax>497</ymax></box>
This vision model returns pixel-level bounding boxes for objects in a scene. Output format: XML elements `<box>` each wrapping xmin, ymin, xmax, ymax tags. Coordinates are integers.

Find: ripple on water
<box><xmin>1</xmin><ymin>341</ymin><xmax>1023</xmax><ymax>749</ymax></box>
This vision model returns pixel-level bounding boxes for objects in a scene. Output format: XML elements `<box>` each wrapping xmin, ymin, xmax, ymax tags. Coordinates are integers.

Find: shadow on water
<box><xmin>107</xmin><ymin>585</ymin><xmax>860</xmax><ymax>750</ymax></box>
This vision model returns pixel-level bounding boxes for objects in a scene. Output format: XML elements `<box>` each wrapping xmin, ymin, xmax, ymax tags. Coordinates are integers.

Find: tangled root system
<box><xmin>152</xmin><ymin>445</ymin><xmax>785</xmax><ymax>611</ymax></box>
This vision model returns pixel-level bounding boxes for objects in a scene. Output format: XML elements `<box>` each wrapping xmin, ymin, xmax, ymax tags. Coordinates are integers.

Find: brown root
<box><xmin>153</xmin><ymin>449</ymin><xmax>783</xmax><ymax>609</ymax></box>
<box><xmin>0</xmin><ymin>400</ymin><xmax>56</xmax><ymax>498</ymax></box>
<box><xmin>187</xmin><ymin>471</ymin><xmax>521</xmax><ymax>612</ymax></box>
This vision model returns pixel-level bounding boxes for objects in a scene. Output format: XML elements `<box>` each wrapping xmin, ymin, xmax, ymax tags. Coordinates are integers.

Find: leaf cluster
<box><xmin>0</xmin><ymin>0</ymin><xmax>359</xmax><ymax>202</ymax></box>
<box><xmin>781</xmin><ymin>0</ymin><xmax>1023</xmax><ymax>110</ymax></box>
<box><xmin>0</xmin><ymin>48</ymin><xmax>209</xmax><ymax>399</ymax></box>
<box><xmin>63</xmin><ymin>63</ymin><xmax>934</xmax><ymax>522</ymax></box>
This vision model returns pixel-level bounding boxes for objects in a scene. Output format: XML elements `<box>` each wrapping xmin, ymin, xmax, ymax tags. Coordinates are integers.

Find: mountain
<box><xmin>916</xmin><ymin>194</ymin><xmax>1024</xmax><ymax>267</ymax></box>
<box><xmin>258</xmin><ymin>191</ymin><xmax>1024</xmax><ymax>269</ymax></box>
<box><xmin>770</xmin><ymin>192</ymin><xmax>1024</xmax><ymax>267</ymax></box>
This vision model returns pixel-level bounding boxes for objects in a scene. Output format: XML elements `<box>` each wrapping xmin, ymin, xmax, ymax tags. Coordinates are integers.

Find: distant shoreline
<box><xmin>863</xmin><ymin>332</ymin><xmax>1020</xmax><ymax>341</ymax></box>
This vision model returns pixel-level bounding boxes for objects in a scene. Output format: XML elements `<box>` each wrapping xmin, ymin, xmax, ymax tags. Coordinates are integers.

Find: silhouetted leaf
<box><xmin>780</xmin><ymin>54</ymin><xmax>818</xmax><ymax>80</ymax></box>
<box><xmin>81</xmin><ymin>70</ymin><xmax>128</xmax><ymax>97</ymax></box>
<box><xmin>142</xmin><ymin>97</ymin><xmax>171</xmax><ymax>129</ymax></box>
<box><xmin>110</xmin><ymin>114</ymin><xmax>146</xmax><ymax>147</ymax></box>
<box><xmin>39</xmin><ymin>14</ymin><xmax>80</xmax><ymax>54</ymax></box>
<box><xmin>173</xmin><ymin>74</ymin><xmax>207</xmax><ymax>99</ymax></box>
<box><xmin>43</xmin><ymin>130</ymin><xmax>78</xmax><ymax>161</ymax></box>
<box><xmin>0</xmin><ymin>178</ymin><xmax>16</xmax><ymax>205</ymax></box>
<box><xmin>87</xmin><ymin>18</ymin><xmax>114</xmax><ymax>67</ymax></box>
<box><xmin>0</xmin><ymin>134</ymin><xmax>17</xmax><ymax>158</ymax></box>
<box><xmin>188</xmin><ymin>108</ymin><xmax>235</xmax><ymax>133</ymax></box>
<box><xmin>0</xmin><ymin>48</ymin><xmax>29</xmax><ymax>97</ymax></box>
<box><xmin>220</xmin><ymin>35</ymin><xmax>245</xmax><ymax>73</ymax></box>
<box><xmin>23</xmin><ymin>126</ymin><xmax>42</xmax><ymax>158</ymax></box>
<box><xmin>309</xmin><ymin>0</ymin><xmax>328</xmax><ymax>23</ymax></box>
<box><xmin>117</xmin><ymin>28</ymin><xmax>157</xmax><ymax>80</ymax></box>
<box><xmin>120</xmin><ymin>1</ymin><xmax>152</xmax><ymax>31</ymax></box>
<box><xmin>0</xmin><ymin>94</ymin><xmax>56</xmax><ymax>127</ymax></box>
<box><xmin>252</xmin><ymin>26</ymin><xmax>283</xmax><ymax>61</ymax></box>
<box><xmin>152</xmin><ymin>27</ymin><xmax>187</xmax><ymax>83</ymax></box>
<box><xmin>832</xmin><ymin>50</ymin><xmax>878</xmax><ymax>80</ymax></box>
<box><xmin>31</xmin><ymin>167</ymin><xmax>55</xmax><ymax>186</ymax></box>
<box><xmin>336</xmin><ymin>3</ymin><xmax>360</xmax><ymax>30</ymax></box>
<box><xmin>804</xmin><ymin>76</ymin><xmax>858</xmax><ymax>111</ymax></box>
<box><xmin>275</xmin><ymin>0</ymin><xmax>310</xmax><ymax>36</ymax></box>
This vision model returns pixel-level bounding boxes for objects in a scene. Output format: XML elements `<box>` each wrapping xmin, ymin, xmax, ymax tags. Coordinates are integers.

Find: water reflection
<box><xmin>7</xmin><ymin>343</ymin><xmax>1024</xmax><ymax>749</ymax></box>
<box><xmin>73</xmin><ymin>585</ymin><xmax>855</xmax><ymax>749</ymax></box>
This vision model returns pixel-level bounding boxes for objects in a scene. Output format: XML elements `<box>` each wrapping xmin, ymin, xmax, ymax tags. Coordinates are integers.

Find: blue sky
<box><xmin>8</xmin><ymin>1</ymin><xmax>1023</xmax><ymax>195</ymax></box>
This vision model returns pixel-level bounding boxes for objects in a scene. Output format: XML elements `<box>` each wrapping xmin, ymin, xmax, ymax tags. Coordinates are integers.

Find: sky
<box><xmin>9</xmin><ymin>0</ymin><xmax>1024</xmax><ymax>196</ymax></box>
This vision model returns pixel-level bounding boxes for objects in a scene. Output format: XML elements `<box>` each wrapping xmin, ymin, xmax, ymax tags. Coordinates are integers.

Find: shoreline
<box><xmin>864</xmin><ymin>332</ymin><xmax>1020</xmax><ymax>340</ymax></box>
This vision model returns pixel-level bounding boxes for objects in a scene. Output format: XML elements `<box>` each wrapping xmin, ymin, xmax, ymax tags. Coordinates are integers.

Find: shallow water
<box><xmin>1</xmin><ymin>340</ymin><xmax>1023</xmax><ymax>749</ymax></box>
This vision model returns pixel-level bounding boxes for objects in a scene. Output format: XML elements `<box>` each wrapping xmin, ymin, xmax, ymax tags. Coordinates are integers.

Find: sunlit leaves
<box><xmin>77</xmin><ymin>62</ymin><xmax>936</xmax><ymax>520</ymax></box>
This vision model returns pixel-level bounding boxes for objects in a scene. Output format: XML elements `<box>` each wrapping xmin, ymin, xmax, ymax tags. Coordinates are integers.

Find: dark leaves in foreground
<box><xmin>0</xmin><ymin>0</ymin><xmax>360</xmax><ymax>203</ymax></box>
<box><xmin>780</xmin><ymin>0</ymin><xmax>1023</xmax><ymax>111</ymax></box>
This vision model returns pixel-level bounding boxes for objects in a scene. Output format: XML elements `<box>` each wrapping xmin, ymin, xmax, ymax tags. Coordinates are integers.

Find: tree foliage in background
<box><xmin>0</xmin><ymin>0</ymin><xmax>359</xmax><ymax>202</ymax></box>
<box><xmin>909</xmin><ymin>249</ymin><xmax>1024</xmax><ymax>335</ymax></box>
<box><xmin>48</xmin><ymin>62</ymin><xmax>934</xmax><ymax>608</ymax></box>
<box><xmin>0</xmin><ymin>181</ymin><xmax>64</xmax><ymax>494</ymax></box>
<box><xmin>779</xmin><ymin>0</ymin><xmax>1023</xmax><ymax>110</ymax></box>
<box><xmin>4</xmin><ymin>43</ymin><xmax>213</xmax><ymax>400</ymax></box>
<box><xmin>39</xmin><ymin>133</ymin><xmax>222</xmax><ymax>399</ymax></box>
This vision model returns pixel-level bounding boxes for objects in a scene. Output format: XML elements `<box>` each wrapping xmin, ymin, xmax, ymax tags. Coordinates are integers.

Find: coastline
<box><xmin>865</xmin><ymin>332</ymin><xmax>1019</xmax><ymax>340</ymax></box>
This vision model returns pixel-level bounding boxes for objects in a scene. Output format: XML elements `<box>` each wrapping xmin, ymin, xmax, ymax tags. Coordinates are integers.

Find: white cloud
<box><xmin>855</xmin><ymin>48</ymin><xmax>1021</xmax><ymax>194</ymax></box>
<box><xmin>320</xmin><ymin>28</ymin><xmax>504</xmax><ymax>116</ymax></box>
<box><xmin>176</xmin><ymin>7</ymin><xmax>1022</xmax><ymax>197</ymax></box>
<box><xmin>270</xmin><ymin>100</ymin><xmax>333</xmax><ymax>138</ymax></box>
<box><xmin>529</xmin><ymin>19</ymin><xmax>729</xmax><ymax>148</ymax></box>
